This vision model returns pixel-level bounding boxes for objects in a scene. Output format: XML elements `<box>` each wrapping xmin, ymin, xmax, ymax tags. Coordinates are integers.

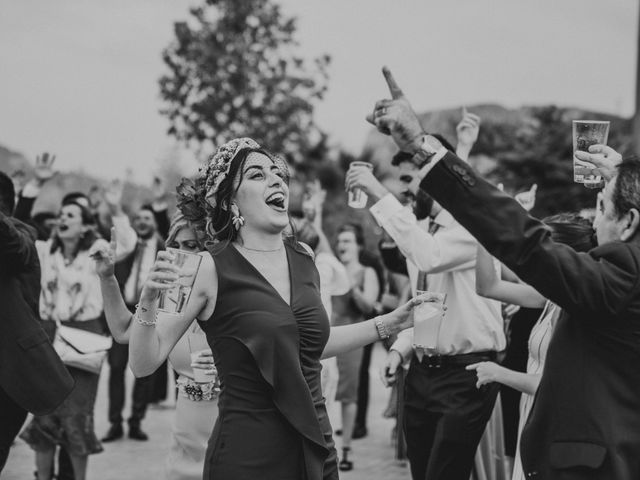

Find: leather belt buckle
<box><xmin>421</xmin><ymin>354</ymin><xmax>443</xmax><ymax>369</ymax></box>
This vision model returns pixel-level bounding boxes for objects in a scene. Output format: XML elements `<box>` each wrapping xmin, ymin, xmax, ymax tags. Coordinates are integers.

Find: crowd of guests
<box><xmin>1</xmin><ymin>67</ymin><xmax>640</xmax><ymax>480</ymax></box>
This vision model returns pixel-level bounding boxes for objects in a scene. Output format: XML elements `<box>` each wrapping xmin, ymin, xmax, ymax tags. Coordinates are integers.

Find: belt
<box><xmin>415</xmin><ymin>351</ymin><xmax>498</xmax><ymax>369</ymax></box>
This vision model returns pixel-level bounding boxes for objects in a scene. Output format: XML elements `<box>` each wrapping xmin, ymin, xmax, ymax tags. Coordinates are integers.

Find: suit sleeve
<box><xmin>419</xmin><ymin>152</ymin><xmax>640</xmax><ymax>317</ymax></box>
<box><xmin>379</xmin><ymin>241</ymin><xmax>409</xmax><ymax>276</ymax></box>
<box><xmin>0</xmin><ymin>213</ymin><xmax>37</xmax><ymax>272</ymax></box>
<box><xmin>13</xmin><ymin>193</ymin><xmax>36</xmax><ymax>222</ymax></box>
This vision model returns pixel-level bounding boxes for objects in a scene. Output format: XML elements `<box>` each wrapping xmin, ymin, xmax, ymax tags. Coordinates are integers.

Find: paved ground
<box><xmin>3</xmin><ymin>343</ymin><xmax>410</xmax><ymax>480</ymax></box>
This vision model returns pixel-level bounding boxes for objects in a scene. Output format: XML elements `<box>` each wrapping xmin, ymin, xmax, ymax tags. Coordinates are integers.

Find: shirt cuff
<box><xmin>416</xmin><ymin>147</ymin><xmax>448</xmax><ymax>182</ymax></box>
<box><xmin>390</xmin><ymin>331</ymin><xmax>414</xmax><ymax>362</ymax></box>
<box><xmin>369</xmin><ymin>193</ymin><xmax>405</xmax><ymax>225</ymax></box>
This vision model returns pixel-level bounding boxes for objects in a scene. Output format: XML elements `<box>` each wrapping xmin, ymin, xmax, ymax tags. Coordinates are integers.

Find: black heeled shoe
<box><xmin>338</xmin><ymin>447</ymin><xmax>353</xmax><ymax>471</ymax></box>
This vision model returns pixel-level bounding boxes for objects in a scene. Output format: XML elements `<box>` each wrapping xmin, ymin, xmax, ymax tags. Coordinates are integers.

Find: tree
<box><xmin>159</xmin><ymin>0</ymin><xmax>331</xmax><ymax>160</ymax></box>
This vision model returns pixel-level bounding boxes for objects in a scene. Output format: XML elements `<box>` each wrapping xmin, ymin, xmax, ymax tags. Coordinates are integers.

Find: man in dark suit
<box><xmin>365</xmin><ymin>67</ymin><xmax>640</xmax><ymax>479</ymax></box>
<box><xmin>102</xmin><ymin>205</ymin><xmax>166</xmax><ymax>442</ymax></box>
<box><xmin>0</xmin><ymin>171</ymin><xmax>74</xmax><ymax>472</ymax></box>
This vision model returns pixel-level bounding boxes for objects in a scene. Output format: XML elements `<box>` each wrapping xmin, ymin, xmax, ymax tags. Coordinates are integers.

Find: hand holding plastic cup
<box><xmin>157</xmin><ymin>248</ymin><xmax>202</xmax><ymax>315</ymax></box>
<box><xmin>347</xmin><ymin>161</ymin><xmax>373</xmax><ymax>208</ymax></box>
<box><xmin>572</xmin><ymin>120</ymin><xmax>610</xmax><ymax>188</ymax></box>
<box><xmin>412</xmin><ymin>291</ymin><xmax>447</xmax><ymax>355</ymax></box>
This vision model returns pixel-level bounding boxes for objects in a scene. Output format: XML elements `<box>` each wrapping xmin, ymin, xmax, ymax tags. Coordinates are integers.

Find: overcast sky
<box><xmin>0</xmin><ymin>0</ymin><xmax>637</xmax><ymax>181</ymax></box>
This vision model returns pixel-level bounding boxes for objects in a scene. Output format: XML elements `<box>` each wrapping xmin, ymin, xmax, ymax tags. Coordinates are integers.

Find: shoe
<box><xmin>101</xmin><ymin>424</ymin><xmax>123</xmax><ymax>442</ymax></box>
<box><xmin>128</xmin><ymin>426</ymin><xmax>148</xmax><ymax>441</ymax></box>
<box><xmin>338</xmin><ymin>447</ymin><xmax>353</xmax><ymax>471</ymax></box>
<box><xmin>352</xmin><ymin>425</ymin><xmax>367</xmax><ymax>439</ymax></box>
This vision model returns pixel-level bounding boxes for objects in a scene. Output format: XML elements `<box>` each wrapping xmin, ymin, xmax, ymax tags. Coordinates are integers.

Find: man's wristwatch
<box><xmin>412</xmin><ymin>135</ymin><xmax>443</xmax><ymax>168</ymax></box>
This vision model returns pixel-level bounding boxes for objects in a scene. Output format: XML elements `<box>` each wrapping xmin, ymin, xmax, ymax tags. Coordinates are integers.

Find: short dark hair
<box><xmin>612</xmin><ymin>158</ymin><xmax>640</xmax><ymax>220</ymax></box>
<box><xmin>337</xmin><ymin>222</ymin><xmax>365</xmax><ymax>246</ymax></box>
<box><xmin>0</xmin><ymin>171</ymin><xmax>15</xmax><ymax>215</ymax></box>
<box><xmin>62</xmin><ymin>191</ymin><xmax>90</xmax><ymax>209</ymax></box>
<box><xmin>139</xmin><ymin>204</ymin><xmax>155</xmax><ymax>216</ymax></box>
<box><xmin>391</xmin><ymin>133</ymin><xmax>455</xmax><ymax>166</ymax></box>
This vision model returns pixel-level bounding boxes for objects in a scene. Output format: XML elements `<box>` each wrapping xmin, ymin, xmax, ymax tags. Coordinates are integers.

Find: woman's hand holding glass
<box><xmin>190</xmin><ymin>349</ymin><xmax>216</xmax><ymax>376</ymax></box>
<box><xmin>379</xmin><ymin>295</ymin><xmax>437</xmax><ymax>335</ymax></box>
<box><xmin>139</xmin><ymin>251</ymin><xmax>180</xmax><ymax>304</ymax></box>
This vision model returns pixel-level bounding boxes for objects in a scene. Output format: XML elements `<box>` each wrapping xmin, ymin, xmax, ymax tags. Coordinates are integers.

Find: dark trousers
<box><xmin>0</xmin><ymin>386</ymin><xmax>28</xmax><ymax>473</ymax></box>
<box><xmin>106</xmin><ymin>341</ymin><xmax>153</xmax><ymax>428</ymax></box>
<box><xmin>355</xmin><ymin>342</ymin><xmax>373</xmax><ymax>428</ymax></box>
<box><xmin>403</xmin><ymin>355</ymin><xmax>499</xmax><ymax>480</ymax></box>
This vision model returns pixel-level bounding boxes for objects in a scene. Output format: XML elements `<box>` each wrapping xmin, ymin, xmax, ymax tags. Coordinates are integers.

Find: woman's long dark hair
<box><xmin>544</xmin><ymin>213</ymin><xmax>596</xmax><ymax>253</ymax></box>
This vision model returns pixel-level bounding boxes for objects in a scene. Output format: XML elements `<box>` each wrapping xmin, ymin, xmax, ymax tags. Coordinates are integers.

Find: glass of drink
<box><xmin>157</xmin><ymin>248</ymin><xmax>202</xmax><ymax>315</ymax></box>
<box><xmin>412</xmin><ymin>291</ymin><xmax>447</xmax><ymax>356</ymax></box>
<box><xmin>572</xmin><ymin>120</ymin><xmax>610</xmax><ymax>188</ymax></box>
<box><xmin>187</xmin><ymin>331</ymin><xmax>216</xmax><ymax>384</ymax></box>
<box><xmin>347</xmin><ymin>161</ymin><xmax>374</xmax><ymax>208</ymax></box>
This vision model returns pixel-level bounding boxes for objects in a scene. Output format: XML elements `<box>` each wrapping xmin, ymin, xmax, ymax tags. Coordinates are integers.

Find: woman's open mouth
<box><xmin>265</xmin><ymin>192</ymin><xmax>287</xmax><ymax>212</ymax></box>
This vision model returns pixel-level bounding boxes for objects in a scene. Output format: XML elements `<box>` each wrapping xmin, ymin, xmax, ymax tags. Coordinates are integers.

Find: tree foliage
<box><xmin>159</xmin><ymin>0</ymin><xmax>331</xmax><ymax>159</ymax></box>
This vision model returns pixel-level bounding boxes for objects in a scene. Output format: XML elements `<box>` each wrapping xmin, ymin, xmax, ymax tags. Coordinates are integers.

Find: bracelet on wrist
<box><xmin>374</xmin><ymin>317</ymin><xmax>391</xmax><ymax>341</ymax></box>
<box><xmin>134</xmin><ymin>303</ymin><xmax>156</xmax><ymax>327</ymax></box>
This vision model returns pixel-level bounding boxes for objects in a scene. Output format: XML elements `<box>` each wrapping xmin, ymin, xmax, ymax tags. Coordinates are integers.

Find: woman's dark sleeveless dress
<box><xmin>198</xmin><ymin>241</ymin><xmax>338</xmax><ymax>480</ymax></box>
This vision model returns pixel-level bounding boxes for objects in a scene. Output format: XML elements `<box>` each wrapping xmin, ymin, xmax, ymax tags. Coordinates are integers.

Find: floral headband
<box><xmin>200</xmin><ymin>137</ymin><xmax>290</xmax><ymax>211</ymax></box>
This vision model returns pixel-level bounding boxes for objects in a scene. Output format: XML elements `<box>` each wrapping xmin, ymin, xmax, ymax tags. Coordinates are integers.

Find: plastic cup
<box><xmin>157</xmin><ymin>248</ymin><xmax>202</xmax><ymax>315</ymax></box>
<box><xmin>572</xmin><ymin>120</ymin><xmax>610</xmax><ymax>187</ymax></box>
<box><xmin>347</xmin><ymin>161</ymin><xmax>374</xmax><ymax>208</ymax></box>
<box><xmin>187</xmin><ymin>332</ymin><xmax>215</xmax><ymax>384</ymax></box>
<box><xmin>412</xmin><ymin>291</ymin><xmax>447</xmax><ymax>356</ymax></box>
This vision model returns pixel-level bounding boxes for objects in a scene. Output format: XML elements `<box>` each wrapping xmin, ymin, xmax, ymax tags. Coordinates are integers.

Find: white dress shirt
<box><xmin>370</xmin><ymin>194</ymin><xmax>504</xmax><ymax>359</ymax></box>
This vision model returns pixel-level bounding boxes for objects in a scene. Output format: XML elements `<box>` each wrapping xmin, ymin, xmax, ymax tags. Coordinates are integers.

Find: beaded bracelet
<box><xmin>134</xmin><ymin>303</ymin><xmax>157</xmax><ymax>326</ymax></box>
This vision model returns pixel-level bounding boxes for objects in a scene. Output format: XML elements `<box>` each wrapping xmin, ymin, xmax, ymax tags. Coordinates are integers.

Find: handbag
<box><xmin>53</xmin><ymin>322</ymin><xmax>112</xmax><ymax>375</ymax></box>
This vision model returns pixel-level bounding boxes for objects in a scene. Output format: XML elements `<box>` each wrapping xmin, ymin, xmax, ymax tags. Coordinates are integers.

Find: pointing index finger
<box><xmin>382</xmin><ymin>66</ymin><xmax>404</xmax><ymax>99</ymax></box>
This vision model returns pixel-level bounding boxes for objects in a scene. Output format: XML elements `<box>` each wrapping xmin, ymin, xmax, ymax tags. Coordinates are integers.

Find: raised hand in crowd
<box><xmin>514</xmin><ymin>184</ymin><xmax>537</xmax><ymax>212</ymax></box>
<box><xmin>32</xmin><ymin>152</ymin><xmax>57</xmax><ymax>186</ymax></box>
<box><xmin>13</xmin><ymin>153</ymin><xmax>59</xmax><ymax>223</ymax></box>
<box><xmin>302</xmin><ymin>179</ymin><xmax>326</xmax><ymax>225</ymax></box>
<box><xmin>104</xmin><ymin>179</ymin><xmax>125</xmax><ymax>215</ymax></box>
<box><xmin>345</xmin><ymin>163</ymin><xmax>388</xmax><ymax>204</ymax></box>
<box><xmin>455</xmin><ymin>107</ymin><xmax>481</xmax><ymax>161</ymax></box>
<box><xmin>574</xmin><ymin>144</ymin><xmax>623</xmax><ymax>183</ymax></box>
<box><xmin>151</xmin><ymin>176</ymin><xmax>168</xmax><ymax>210</ymax></box>
<box><xmin>366</xmin><ymin>67</ymin><xmax>427</xmax><ymax>154</ymax></box>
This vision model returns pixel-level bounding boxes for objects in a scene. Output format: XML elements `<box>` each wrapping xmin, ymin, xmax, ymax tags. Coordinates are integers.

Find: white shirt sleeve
<box><xmin>370</xmin><ymin>194</ymin><xmax>476</xmax><ymax>274</ymax></box>
<box><xmin>111</xmin><ymin>214</ymin><xmax>137</xmax><ymax>261</ymax></box>
<box><xmin>390</xmin><ymin>328</ymin><xmax>414</xmax><ymax>362</ymax></box>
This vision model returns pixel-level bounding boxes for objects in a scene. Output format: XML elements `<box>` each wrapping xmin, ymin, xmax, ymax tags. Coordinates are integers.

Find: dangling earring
<box><xmin>230</xmin><ymin>203</ymin><xmax>244</xmax><ymax>230</ymax></box>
